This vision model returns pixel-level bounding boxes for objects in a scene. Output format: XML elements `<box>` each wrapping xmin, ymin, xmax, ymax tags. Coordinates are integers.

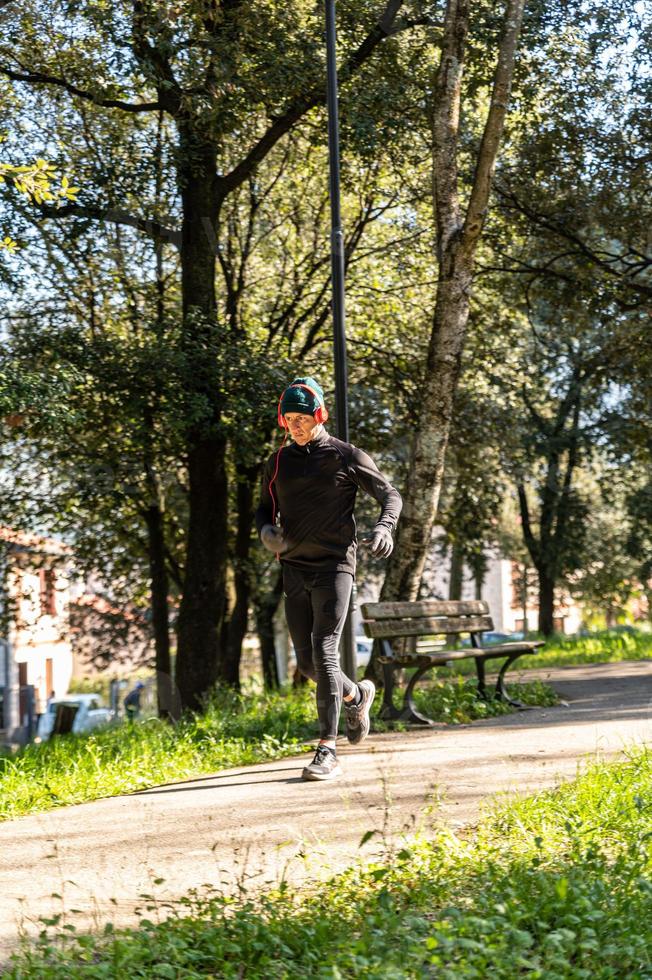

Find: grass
<box><xmin>428</xmin><ymin>627</ymin><xmax>652</xmax><ymax>681</ymax></box>
<box><xmin>526</xmin><ymin>627</ymin><xmax>652</xmax><ymax>670</ymax></box>
<box><xmin>0</xmin><ymin>675</ymin><xmax>557</xmax><ymax>822</ymax></box>
<box><xmin>8</xmin><ymin>747</ymin><xmax>652</xmax><ymax>978</ymax></box>
<box><xmin>0</xmin><ymin>688</ymin><xmax>317</xmax><ymax>821</ymax></box>
<box><xmin>413</xmin><ymin>676</ymin><xmax>558</xmax><ymax>723</ymax></box>
<box><xmin>4</xmin><ymin>626</ymin><xmax>645</xmax><ymax>823</ymax></box>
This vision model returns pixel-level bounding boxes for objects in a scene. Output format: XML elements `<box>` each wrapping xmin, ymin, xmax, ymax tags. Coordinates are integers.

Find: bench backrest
<box><xmin>361</xmin><ymin>600</ymin><xmax>494</xmax><ymax>639</ymax></box>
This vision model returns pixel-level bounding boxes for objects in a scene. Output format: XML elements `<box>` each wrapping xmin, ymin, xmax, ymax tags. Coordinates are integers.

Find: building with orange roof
<box><xmin>0</xmin><ymin>527</ymin><xmax>75</xmax><ymax>743</ymax></box>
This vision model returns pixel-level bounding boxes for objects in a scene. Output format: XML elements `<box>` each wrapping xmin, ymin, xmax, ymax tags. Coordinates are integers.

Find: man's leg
<box><xmin>283</xmin><ymin>565</ymin><xmax>343</xmax><ymax>781</ymax></box>
<box><xmin>282</xmin><ymin>565</ymin><xmax>317</xmax><ymax>685</ymax></box>
<box><xmin>309</xmin><ymin>571</ymin><xmax>356</xmax><ymax>741</ymax></box>
<box><xmin>311</xmin><ymin>572</ymin><xmax>376</xmax><ymax>748</ymax></box>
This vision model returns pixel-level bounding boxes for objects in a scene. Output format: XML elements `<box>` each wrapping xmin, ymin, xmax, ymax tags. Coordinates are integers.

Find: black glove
<box><xmin>365</xmin><ymin>525</ymin><xmax>394</xmax><ymax>559</ymax></box>
<box><xmin>260</xmin><ymin>524</ymin><xmax>288</xmax><ymax>554</ymax></box>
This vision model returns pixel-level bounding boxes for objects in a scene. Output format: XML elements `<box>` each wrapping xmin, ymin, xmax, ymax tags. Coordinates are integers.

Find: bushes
<box><xmin>9</xmin><ymin>749</ymin><xmax>652</xmax><ymax>977</ymax></box>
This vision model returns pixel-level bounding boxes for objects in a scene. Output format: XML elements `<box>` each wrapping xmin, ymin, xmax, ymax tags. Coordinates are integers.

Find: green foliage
<box><xmin>0</xmin><ymin>159</ymin><xmax>78</xmax><ymax>206</ymax></box>
<box><xmin>9</xmin><ymin>749</ymin><xmax>652</xmax><ymax>977</ymax></box>
<box><xmin>0</xmin><ymin>157</ymin><xmax>78</xmax><ymax>249</ymax></box>
<box><xmin>0</xmin><ymin>687</ymin><xmax>317</xmax><ymax>821</ymax></box>
<box><xmin>412</xmin><ymin>676</ymin><xmax>558</xmax><ymax>724</ymax></box>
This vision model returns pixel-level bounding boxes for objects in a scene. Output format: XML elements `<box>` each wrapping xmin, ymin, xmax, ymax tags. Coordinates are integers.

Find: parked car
<box><xmin>461</xmin><ymin>630</ymin><xmax>526</xmax><ymax>648</ymax></box>
<box><xmin>355</xmin><ymin>635</ymin><xmax>374</xmax><ymax>667</ymax></box>
<box><xmin>36</xmin><ymin>694</ymin><xmax>113</xmax><ymax>742</ymax></box>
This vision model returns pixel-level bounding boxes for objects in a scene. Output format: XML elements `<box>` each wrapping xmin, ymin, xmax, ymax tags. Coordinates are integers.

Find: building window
<box><xmin>39</xmin><ymin>568</ymin><xmax>57</xmax><ymax>616</ymax></box>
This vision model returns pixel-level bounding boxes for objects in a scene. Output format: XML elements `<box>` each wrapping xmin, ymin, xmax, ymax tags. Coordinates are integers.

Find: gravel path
<box><xmin>1</xmin><ymin>659</ymin><xmax>651</xmax><ymax>961</ymax></box>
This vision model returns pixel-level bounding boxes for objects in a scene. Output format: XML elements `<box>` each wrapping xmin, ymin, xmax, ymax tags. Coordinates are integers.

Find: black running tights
<box><xmin>282</xmin><ymin>565</ymin><xmax>357</xmax><ymax>740</ymax></box>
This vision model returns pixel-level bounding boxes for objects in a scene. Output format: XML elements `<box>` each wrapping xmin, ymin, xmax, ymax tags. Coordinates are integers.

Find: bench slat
<box><xmin>457</xmin><ymin>641</ymin><xmax>545</xmax><ymax>655</ymax></box>
<box><xmin>364</xmin><ymin>615</ymin><xmax>494</xmax><ymax>639</ymax></box>
<box><xmin>361</xmin><ymin>600</ymin><xmax>489</xmax><ymax>620</ymax></box>
<box><xmin>385</xmin><ymin>644</ymin><xmax>540</xmax><ymax>665</ymax></box>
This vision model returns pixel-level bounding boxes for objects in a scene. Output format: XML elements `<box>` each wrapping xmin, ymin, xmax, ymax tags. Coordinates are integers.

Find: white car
<box><xmin>36</xmin><ymin>694</ymin><xmax>113</xmax><ymax>742</ymax></box>
<box><xmin>355</xmin><ymin>635</ymin><xmax>374</xmax><ymax>668</ymax></box>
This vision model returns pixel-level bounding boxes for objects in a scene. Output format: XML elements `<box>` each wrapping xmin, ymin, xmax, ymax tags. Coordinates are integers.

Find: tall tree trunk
<box><xmin>518</xmin><ymin>380</ymin><xmax>583</xmax><ymax>640</ymax></box>
<box><xmin>448</xmin><ymin>541</ymin><xmax>464</xmax><ymax>600</ymax></box>
<box><xmin>538</xmin><ymin>570</ymin><xmax>555</xmax><ymax>636</ymax></box>
<box><xmin>175</xmin><ymin>131</ymin><xmax>230</xmax><ymax>712</ymax></box>
<box><xmin>146</xmin><ymin>120</ymin><xmax>174</xmax><ymax>720</ymax></box>
<box><xmin>254</xmin><ymin>569</ymin><xmax>284</xmax><ymax>690</ymax></box>
<box><xmin>520</xmin><ymin>563</ymin><xmax>529</xmax><ymax>633</ymax></box>
<box><xmin>177</xmin><ymin>437</ymin><xmax>229</xmax><ymax>709</ymax></box>
<box><xmin>473</xmin><ymin>563</ymin><xmax>484</xmax><ymax>601</ymax></box>
<box><xmin>222</xmin><ymin>464</ymin><xmax>260</xmax><ymax>687</ymax></box>
<box><xmin>380</xmin><ymin>275</ymin><xmax>472</xmax><ymax>604</ymax></box>
<box><xmin>377</xmin><ymin>0</ymin><xmax>525</xmax><ymax>611</ymax></box>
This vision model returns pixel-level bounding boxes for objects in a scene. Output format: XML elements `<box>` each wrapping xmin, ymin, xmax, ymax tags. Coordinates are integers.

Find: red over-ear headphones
<box><xmin>277</xmin><ymin>383</ymin><xmax>329</xmax><ymax>429</ymax></box>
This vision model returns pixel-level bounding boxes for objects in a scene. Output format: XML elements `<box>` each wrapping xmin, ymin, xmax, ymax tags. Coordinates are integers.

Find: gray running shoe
<box><xmin>344</xmin><ymin>679</ymin><xmax>376</xmax><ymax>744</ymax></box>
<box><xmin>302</xmin><ymin>745</ymin><xmax>342</xmax><ymax>781</ymax></box>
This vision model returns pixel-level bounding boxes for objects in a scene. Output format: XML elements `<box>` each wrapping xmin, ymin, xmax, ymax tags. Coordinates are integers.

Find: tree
<box><xmin>378</xmin><ymin>0</ymin><xmax>525</xmax><ymax>608</ymax></box>
<box><xmin>0</xmin><ymin>0</ymin><xmax>420</xmax><ymax>708</ymax></box>
<box><xmin>568</xmin><ymin>473</ymin><xmax>642</xmax><ymax>627</ymax></box>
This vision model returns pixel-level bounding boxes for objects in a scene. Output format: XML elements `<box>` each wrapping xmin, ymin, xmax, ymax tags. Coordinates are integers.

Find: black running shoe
<box><xmin>302</xmin><ymin>745</ymin><xmax>342</xmax><ymax>781</ymax></box>
<box><xmin>344</xmin><ymin>679</ymin><xmax>376</xmax><ymax>745</ymax></box>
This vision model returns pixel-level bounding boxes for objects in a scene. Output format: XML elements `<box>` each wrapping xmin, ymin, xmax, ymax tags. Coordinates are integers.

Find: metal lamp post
<box><xmin>325</xmin><ymin>0</ymin><xmax>356</xmax><ymax>681</ymax></box>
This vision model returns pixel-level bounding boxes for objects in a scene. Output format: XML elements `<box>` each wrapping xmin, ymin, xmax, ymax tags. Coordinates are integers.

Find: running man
<box><xmin>256</xmin><ymin>377</ymin><xmax>402</xmax><ymax>781</ymax></box>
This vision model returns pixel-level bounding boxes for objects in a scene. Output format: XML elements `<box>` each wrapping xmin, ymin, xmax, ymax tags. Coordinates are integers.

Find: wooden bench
<box><xmin>361</xmin><ymin>599</ymin><xmax>545</xmax><ymax>726</ymax></box>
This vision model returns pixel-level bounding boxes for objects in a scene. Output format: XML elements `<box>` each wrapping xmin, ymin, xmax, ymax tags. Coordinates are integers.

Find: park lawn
<box><xmin>9</xmin><ymin>747</ymin><xmax>652</xmax><ymax>978</ymax></box>
<box><xmin>0</xmin><ymin>678</ymin><xmax>557</xmax><ymax>822</ymax></box>
<box><xmin>430</xmin><ymin>627</ymin><xmax>652</xmax><ymax>682</ymax></box>
<box><xmin>3</xmin><ymin>628</ymin><xmax>646</xmax><ymax>823</ymax></box>
<box><xmin>526</xmin><ymin>627</ymin><xmax>652</xmax><ymax>669</ymax></box>
<box><xmin>0</xmin><ymin>688</ymin><xmax>316</xmax><ymax>822</ymax></box>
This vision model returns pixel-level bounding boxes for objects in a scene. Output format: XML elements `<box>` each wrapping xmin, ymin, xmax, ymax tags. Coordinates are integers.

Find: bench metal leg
<box><xmin>495</xmin><ymin>653</ymin><xmax>524</xmax><ymax>707</ymax></box>
<box><xmin>403</xmin><ymin>665</ymin><xmax>438</xmax><ymax>726</ymax></box>
<box><xmin>474</xmin><ymin>657</ymin><xmax>489</xmax><ymax>701</ymax></box>
<box><xmin>379</xmin><ymin>663</ymin><xmax>437</xmax><ymax>726</ymax></box>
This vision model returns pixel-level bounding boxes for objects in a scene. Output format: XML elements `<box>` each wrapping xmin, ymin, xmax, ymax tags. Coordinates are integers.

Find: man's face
<box><xmin>285</xmin><ymin>412</ymin><xmax>320</xmax><ymax>445</ymax></box>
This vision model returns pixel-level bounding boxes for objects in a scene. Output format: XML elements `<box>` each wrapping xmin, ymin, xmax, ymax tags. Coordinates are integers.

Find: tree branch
<box><xmin>131</xmin><ymin>0</ymin><xmax>182</xmax><ymax>113</ymax></box>
<box><xmin>517</xmin><ymin>482</ymin><xmax>540</xmax><ymax>569</ymax></box>
<box><xmin>496</xmin><ymin>186</ymin><xmax>652</xmax><ymax>299</ymax></box>
<box><xmin>38</xmin><ymin>202</ymin><xmax>181</xmax><ymax>249</ymax></box>
<box><xmin>521</xmin><ymin>384</ymin><xmax>548</xmax><ymax>435</ymax></box>
<box><xmin>0</xmin><ymin>63</ymin><xmax>162</xmax><ymax>112</ymax></box>
<box><xmin>218</xmin><ymin>0</ymin><xmax>405</xmax><ymax>199</ymax></box>
<box><xmin>553</xmin><ymin>391</ymin><xmax>581</xmax><ymax>552</ymax></box>
<box><xmin>387</xmin><ymin>14</ymin><xmax>442</xmax><ymax>36</ymax></box>
<box><xmin>431</xmin><ymin>0</ymin><xmax>468</xmax><ymax>260</ymax></box>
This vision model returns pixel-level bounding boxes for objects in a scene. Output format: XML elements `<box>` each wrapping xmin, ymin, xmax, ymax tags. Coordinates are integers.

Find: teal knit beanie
<box><xmin>280</xmin><ymin>377</ymin><xmax>326</xmax><ymax>417</ymax></box>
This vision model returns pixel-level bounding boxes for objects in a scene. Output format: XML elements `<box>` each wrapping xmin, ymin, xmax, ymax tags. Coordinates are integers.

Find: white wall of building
<box><xmin>9</xmin><ymin>563</ymin><xmax>73</xmax><ymax>711</ymax></box>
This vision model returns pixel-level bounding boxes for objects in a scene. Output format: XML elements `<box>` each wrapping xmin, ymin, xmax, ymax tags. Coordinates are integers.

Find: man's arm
<box><xmin>349</xmin><ymin>447</ymin><xmax>402</xmax><ymax>532</ymax></box>
<box><xmin>255</xmin><ymin>454</ymin><xmax>289</xmax><ymax>554</ymax></box>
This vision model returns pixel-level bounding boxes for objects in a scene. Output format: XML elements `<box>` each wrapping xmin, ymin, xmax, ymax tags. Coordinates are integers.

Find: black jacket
<box><xmin>255</xmin><ymin>429</ymin><xmax>402</xmax><ymax>573</ymax></box>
